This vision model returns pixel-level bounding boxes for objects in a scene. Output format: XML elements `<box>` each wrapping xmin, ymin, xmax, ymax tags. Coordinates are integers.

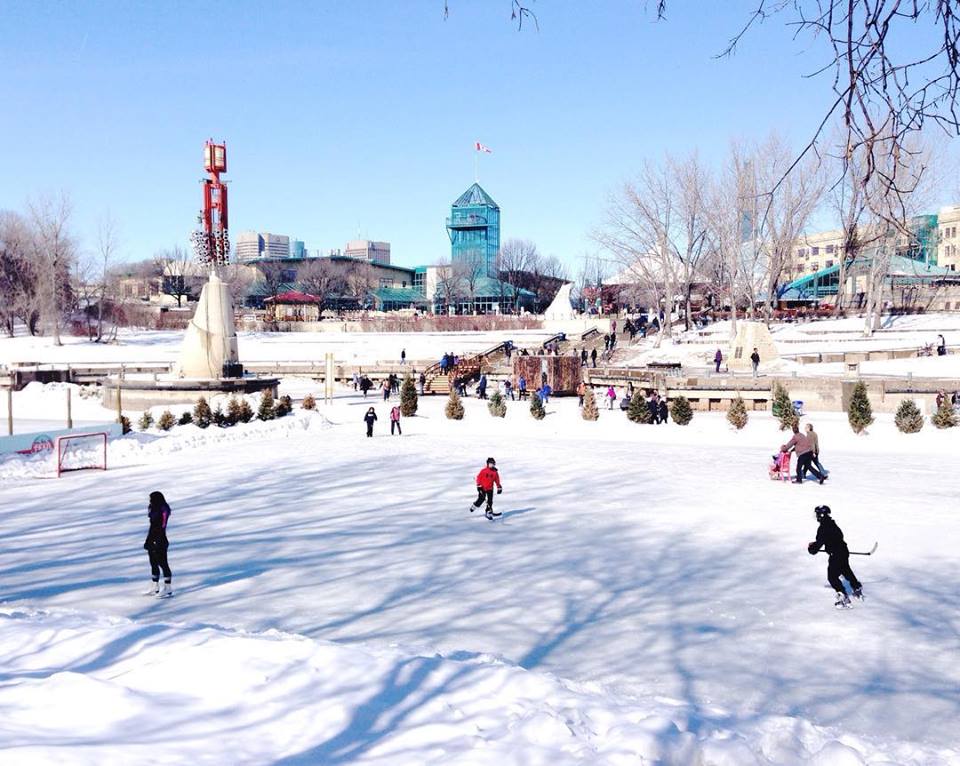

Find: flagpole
<box><xmin>474</xmin><ymin>149</ymin><xmax>478</xmax><ymax>183</ymax></box>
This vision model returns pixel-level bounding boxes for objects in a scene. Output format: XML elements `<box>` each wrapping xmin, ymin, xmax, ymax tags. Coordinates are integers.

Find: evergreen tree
<box><xmin>670</xmin><ymin>395</ymin><xmax>693</xmax><ymax>425</ymax></box>
<box><xmin>157</xmin><ymin>410</ymin><xmax>176</xmax><ymax>431</ymax></box>
<box><xmin>226</xmin><ymin>396</ymin><xmax>242</xmax><ymax>425</ymax></box>
<box><xmin>212</xmin><ymin>404</ymin><xmax>227</xmax><ymax>428</ymax></box>
<box><xmin>529</xmin><ymin>392</ymin><xmax>546</xmax><ymax>420</ymax></box>
<box><xmin>301</xmin><ymin>393</ymin><xmax>316</xmax><ymax>410</ymax></box>
<box><xmin>445</xmin><ymin>389</ymin><xmax>465</xmax><ymax>420</ymax></box>
<box><xmin>488</xmin><ymin>391</ymin><xmax>507</xmax><ymax>417</ymax></box>
<box><xmin>847</xmin><ymin>380</ymin><xmax>874</xmax><ymax>434</ymax></box>
<box><xmin>258</xmin><ymin>390</ymin><xmax>276</xmax><ymax>421</ymax></box>
<box><xmin>178</xmin><ymin>411</ymin><xmax>193</xmax><ymax>426</ymax></box>
<box><xmin>894</xmin><ymin>399</ymin><xmax>924</xmax><ymax>433</ymax></box>
<box><xmin>931</xmin><ymin>399</ymin><xmax>958</xmax><ymax>429</ymax></box>
<box><xmin>581</xmin><ymin>386</ymin><xmax>600</xmax><ymax>421</ymax></box>
<box><xmin>193</xmin><ymin>397</ymin><xmax>213</xmax><ymax>429</ymax></box>
<box><xmin>727</xmin><ymin>396</ymin><xmax>749</xmax><ymax>430</ymax></box>
<box><xmin>400</xmin><ymin>374</ymin><xmax>418</xmax><ymax>416</ymax></box>
<box><xmin>238</xmin><ymin>399</ymin><xmax>254</xmax><ymax>423</ymax></box>
<box><xmin>137</xmin><ymin>410</ymin><xmax>154</xmax><ymax>431</ymax></box>
<box><xmin>771</xmin><ymin>382</ymin><xmax>797</xmax><ymax>430</ymax></box>
<box><xmin>627</xmin><ymin>390</ymin><xmax>652</xmax><ymax>423</ymax></box>
<box><xmin>274</xmin><ymin>395</ymin><xmax>293</xmax><ymax>417</ymax></box>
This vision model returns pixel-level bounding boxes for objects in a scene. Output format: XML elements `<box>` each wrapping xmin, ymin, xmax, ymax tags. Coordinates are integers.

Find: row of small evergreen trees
<box><xmin>137</xmin><ymin>390</ymin><xmax>298</xmax><ymax>432</ymax></box>
<box><xmin>443</xmin><ymin>386</ymin><xmax>694</xmax><ymax>425</ymax></box>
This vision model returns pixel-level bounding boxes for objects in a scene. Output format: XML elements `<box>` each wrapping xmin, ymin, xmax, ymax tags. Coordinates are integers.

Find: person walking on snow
<box><xmin>389</xmin><ymin>405</ymin><xmax>402</xmax><ymax>435</ymax></box>
<box><xmin>364</xmin><ymin>407</ymin><xmax>377</xmax><ymax>437</ymax></box>
<box><xmin>805</xmin><ymin>422</ymin><xmax>828</xmax><ymax>477</ymax></box>
<box><xmin>381</xmin><ymin>379</ymin><xmax>390</xmax><ymax>401</ymax></box>
<box><xmin>606</xmin><ymin>385</ymin><xmax>616</xmax><ymax>410</ymax></box>
<box><xmin>143</xmin><ymin>491</ymin><xmax>173</xmax><ymax>598</ymax></box>
<box><xmin>401</xmin><ymin>348</ymin><xmax>406</xmax><ymax>365</ymax></box>
<box><xmin>750</xmin><ymin>347</ymin><xmax>760</xmax><ymax>377</ymax></box>
<box><xmin>714</xmin><ymin>348</ymin><xmax>723</xmax><ymax>373</ymax></box>
<box><xmin>808</xmin><ymin>505</ymin><xmax>863</xmax><ymax>608</ymax></box>
<box><xmin>470</xmin><ymin>457</ymin><xmax>503</xmax><ymax>520</ymax></box>
<box><xmin>478</xmin><ymin>373</ymin><xmax>488</xmax><ymax>399</ymax></box>
<box><xmin>591</xmin><ymin>348</ymin><xmax>598</xmax><ymax>368</ymax></box>
<box><xmin>658</xmin><ymin>397</ymin><xmax>668</xmax><ymax>424</ymax></box>
<box><xmin>782</xmin><ymin>422</ymin><xmax>826</xmax><ymax>484</ymax></box>
<box><xmin>518</xmin><ymin>374</ymin><xmax>527</xmax><ymax>400</ymax></box>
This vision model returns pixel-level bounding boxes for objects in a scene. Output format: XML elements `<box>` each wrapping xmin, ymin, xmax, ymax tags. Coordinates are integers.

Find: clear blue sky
<box><xmin>0</xmin><ymin>0</ymin><xmax>939</xmax><ymax>271</ymax></box>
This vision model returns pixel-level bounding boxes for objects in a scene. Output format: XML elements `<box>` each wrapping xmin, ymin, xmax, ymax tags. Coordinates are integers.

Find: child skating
<box><xmin>807</xmin><ymin>505</ymin><xmax>863</xmax><ymax>609</ymax></box>
<box><xmin>143</xmin><ymin>491</ymin><xmax>173</xmax><ymax>598</ymax></box>
<box><xmin>470</xmin><ymin>457</ymin><xmax>503</xmax><ymax>520</ymax></box>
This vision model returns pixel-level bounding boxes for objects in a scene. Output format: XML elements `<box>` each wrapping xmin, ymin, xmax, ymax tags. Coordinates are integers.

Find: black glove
<box><xmin>807</xmin><ymin>542</ymin><xmax>819</xmax><ymax>555</ymax></box>
<box><xmin>497</xmin><ymin>487</ymin><xmax>502</xmax><ymax>494</ymax></box>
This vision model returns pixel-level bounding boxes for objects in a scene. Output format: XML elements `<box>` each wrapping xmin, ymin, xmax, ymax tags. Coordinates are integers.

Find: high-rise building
<box><xmin>446</xmin><ymin>183</ymin><xmax>500</xmax><ymax>277</ymax></box>
<box><xmin>290</xmin><ymin>239</ymin><xmax>306</xmax><ymax>259</ymax></box>
<box><xmin>235</xmin><ymin>231</ymin><xmax>263</xmax><ymax>262</ymax></box>
<box><xmin>262</xmin><ymin>233</ymin><xmax>290</xmax><ymax>259</ymax></box>
<box><xmin>345</xmin><ymin>239</ymin><xmax>391</xmax><ymax>265</ymax></box>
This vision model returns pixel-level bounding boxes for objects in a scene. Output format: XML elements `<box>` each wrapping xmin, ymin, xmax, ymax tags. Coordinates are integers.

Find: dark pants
<box><xmin>391</xmin><ymin>420</ymin><xmax>401</xmax><ymax>435</ymax></box>
<box><xmin>472</xmin><ymin>487</ymin><xmax>493</xmax><ymax>512</ymax></box>
<box><xmin>796</xmin><ymin>452</ymin><xmax>824</xmax><ymax>482</ymax></box>
<box><xmin>366</xmin><ymin>424</ymin><xmax>374</xmax><ymax>437</ymax></box>
<box><xmin>715</xmin><ymin>361</ymin><xmax>721</xmax><ymax>372</ymax></box>
<box><xmin>827</xmin><ymin>552</ymin><xmax>861</xmax><ymax>594</ymax></box>
<box><xmin>148</xmin><ymin>547</ymin><xmax>172</xmax><ymax>581</ymax></box>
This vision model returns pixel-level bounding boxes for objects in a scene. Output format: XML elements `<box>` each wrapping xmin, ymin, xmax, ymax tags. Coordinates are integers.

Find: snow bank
<box><xmin>2</xmin><ymin>607</ymin><xmax>951</xmax><ymax>765</ymax></box>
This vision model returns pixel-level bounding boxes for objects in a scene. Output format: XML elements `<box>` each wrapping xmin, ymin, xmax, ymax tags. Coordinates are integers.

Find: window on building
<box><xmin>797</xmin><ymin>248</ymin><xmax>807</xmax><ymax>257</ymax></box>
<box><xmin>811</xmin><ymin>263</ymin><xmax>819</xmax><ymax>271</ymax></box>
<box><xmin>825</xmin><ymin>244</ymin><xmax>835</xmax><ymax>254</ymax></box>
<box><xmin>825</xmin><ymin>260</ymin><xmax>834</xmax><ymax>268</ymax></box>
<box><xmin>811</xmin><ymin>247</ymin><xmax>819</xmax><ymax>256</ymax></box>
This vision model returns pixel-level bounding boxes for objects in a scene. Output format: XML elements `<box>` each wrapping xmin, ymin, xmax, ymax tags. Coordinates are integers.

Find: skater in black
<box><xmin>364</xmin><ymin>406</ymin><xmax>377</xmax><ymax>437</ymax></box>
<box><xmin>470</xmin><ymin>457</ymin><xmax>503</xmax><ymax>520</ymax></box>
<box><xmin>143</xmin><ymin>491</ymin><xmax>173</xmax><ymax>597</ymax></box>
<box><xmin>807</xmin><ymin>505</ymin><xmax>863</xmax><ymax>608</ymax></box>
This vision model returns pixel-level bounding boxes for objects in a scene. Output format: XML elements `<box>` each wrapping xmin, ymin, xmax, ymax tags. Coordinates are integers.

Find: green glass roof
<box><xmin>452</xmin><ymin>183</ymin><xmax>499</xmax><ymax>209</ymax></box>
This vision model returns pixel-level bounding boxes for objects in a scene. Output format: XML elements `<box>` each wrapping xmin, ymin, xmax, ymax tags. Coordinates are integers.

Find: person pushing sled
<box><xmin>808</xmin><ymin>505</ymin><xmax>865</xmax><ymax>609</ymax></box>
<box><xmin>470</xmin><ymin>457</ymin><xmax>503</xmax><ymax>520</ymax></box>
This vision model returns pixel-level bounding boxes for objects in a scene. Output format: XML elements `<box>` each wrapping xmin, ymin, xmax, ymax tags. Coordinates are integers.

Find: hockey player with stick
<box><xmin>808</xmin><ymin>505</ymin><xmax>863</xmax><ymax>609</ymax></box>
<box><xmin>470</xmin><ymin>457</ymin><xmax>503</xmax><ymax>520</ymax></box>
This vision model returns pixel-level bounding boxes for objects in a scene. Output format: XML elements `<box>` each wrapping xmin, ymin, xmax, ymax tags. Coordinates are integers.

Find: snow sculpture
<box><xmin>544</xmin><ymin>282</ymin><xmax>575</xmax><ymax>321</ymax></box>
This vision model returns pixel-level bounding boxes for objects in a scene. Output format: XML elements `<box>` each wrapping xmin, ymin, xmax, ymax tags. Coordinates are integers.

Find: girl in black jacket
<box><xmin>364</xmin><ymin>407</ymin><xmax>377</xmax><ymax>437</ymax></box>
<box><xmin>144</xmin><ymin>491</ymin><xmax>173</xmax><ymax>597</ymax></box>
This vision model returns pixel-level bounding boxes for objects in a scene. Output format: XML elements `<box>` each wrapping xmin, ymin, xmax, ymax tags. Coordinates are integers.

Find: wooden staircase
<box><xmin>422</xmin><ymin>342</ymin><xmax>509</xmax><ymax>395</ymax></box>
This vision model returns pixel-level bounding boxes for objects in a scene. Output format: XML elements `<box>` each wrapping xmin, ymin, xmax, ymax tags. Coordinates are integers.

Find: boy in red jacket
<box><xmin>470</xmin><ymin>457</ymin><xmax>503</xmax><ymax>520</ymax></box>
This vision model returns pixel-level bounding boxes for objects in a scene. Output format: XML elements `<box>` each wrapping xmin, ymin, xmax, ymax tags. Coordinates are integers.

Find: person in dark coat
<box><xmin>750</xmin><ymin>348</ymin><xmax>761</xmax><ymax>377</ymax></box>
<box><xmin>658</xmin><ymin>398</ymin><xmax>668</xmax><ymax>424</ymax></box>
<box><xmin>647</xmin><ymin>394</ymin><xmax>659</xmax><ymax>424</ymax></box>
<box><xmin>364</xmin><ymin>407</ymin><xmax>377</xmax><ymax>437</ymax></box>
<box><xmin>478</xmin><ymin>374</ymin><xmax>488</xmax><ymax>399</ymax></box>
<box><xmin>143</xmin><ymin>491</ymin><xmax>173</xmax><ymax>597</ymax></box>
<box><xmin>359</xmin><ymin>376</ymin><xmax>372</xmax><ymax>397</ymax></box>
<box><xmin>714</xmin><ymin>348</ymin><xmax>723</xmax><ymax>373</ymax></box>
<box><xmin>590</xmin><ymin>348</ymin><xmax>598</xmax><ymax>368</ymax></box>
<box><xmin>808</xmin><ymin>505</ymin><xmax>863</xmax><ymax>608</ymax></box>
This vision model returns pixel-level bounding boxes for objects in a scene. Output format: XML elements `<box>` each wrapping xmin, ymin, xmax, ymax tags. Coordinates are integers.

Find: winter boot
<box><xmin>143</xmin><ymin>580</ymin><xmax>159</xmax><ymax>596</ymax></box>
<box><xmin>834</xmin><ymin>592</ymin><xmax>852</xmax><ymax>609</ymax></box>
<box><xmin>157</xmin><ymin>581</ymin><xmax>174</xmax><ymax>599</ymax></box>
<box><xmin>485</xmin><ymin>509</ymin><xmax>494</xmax><ymax>520</ymax></box>
<box><xmin>852</xmin><ymin>587</ymin><xmax>864</xmax><ymax>602</ymax></box>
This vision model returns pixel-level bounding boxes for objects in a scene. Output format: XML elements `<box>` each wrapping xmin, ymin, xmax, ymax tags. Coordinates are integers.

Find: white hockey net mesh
<box><xmin>56</xmin><ymin>432</ymin><xmax>107</xmax><ymax>477</ymax></box>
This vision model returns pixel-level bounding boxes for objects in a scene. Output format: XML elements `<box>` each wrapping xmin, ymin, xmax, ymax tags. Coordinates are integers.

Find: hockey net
<box><xmin>55</xmin><ymin>431</ymin><xmax>108</xmax><ymax>478</ymax></box>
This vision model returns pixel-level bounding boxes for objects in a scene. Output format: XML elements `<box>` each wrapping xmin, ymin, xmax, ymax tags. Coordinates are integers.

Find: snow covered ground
<box><xmin>1</xmin><ymin>385</ymin><xmax>959</xmax><ymax>764</ymax></box>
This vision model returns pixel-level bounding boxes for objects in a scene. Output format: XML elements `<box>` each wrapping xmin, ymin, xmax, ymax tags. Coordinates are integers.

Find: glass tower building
<box><xmin>446</xmin><ymin>183</ymin><xmax>500</xmax><ymax>277</ymax></box>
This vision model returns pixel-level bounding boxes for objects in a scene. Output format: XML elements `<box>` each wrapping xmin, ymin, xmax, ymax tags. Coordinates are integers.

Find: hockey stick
<box><xmin>848</xmin><ymin>542</ymin><xmax>878</xmax><ymax>556</ymax></box>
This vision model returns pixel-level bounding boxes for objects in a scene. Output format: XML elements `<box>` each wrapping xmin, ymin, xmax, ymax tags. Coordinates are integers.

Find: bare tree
<box><xmin>297</xmin><ymin>258</ymin><xmax>347</xmax><ymax>313</ymax></box>
<box><xmin>573</xmin><ymin>253</ymin><xmax>610</xmax><ymax>312</ymax></box>
<box><xmin>256</xmin><ymin>261</ymin><xmax>290</xmax><ymax>305</ymax></box>
<box><xmin>220</xmin><ymin>262</ymin><xmax>258</xmax><ymax>309</ymax></box>
<box><xmin>28</xmin><ymin>193</ymin><xmax>76</xmax><ymax>346</ymax></box>
<box><xmin>596</xmin><ymin>153</ymin><xmax>710</xmax><ymax>338</ymax></box>
<box><xmin>498</xmin><ymin>238</ymin><xmax>539</xmax><ymax>312</ymax></box>
<box><xmin>154</xmin><ymin>246</ymin><xmax>196</xmax><ymax>307</ymax></box>
<box><xmin>430</xmin><ymin>258</ymin><xmax>463</xmax><ymax>314</ymax></box>
<box><xmin>94</xmin><ymin>215</ymin><xmax>121</xmax><ymax>341</ymax></box>
<box><xmin>0</xmin><ymin>211</ymin><xmax>39</xmax><ymax>336</ymax></box>
<box><xmin>344</xmin><ymin>261</ymin><xmax>375</xmax><ymax>307</ymax></box>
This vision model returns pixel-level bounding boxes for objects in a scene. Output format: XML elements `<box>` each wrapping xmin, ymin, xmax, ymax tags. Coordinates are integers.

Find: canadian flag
<box><xmin>475</xmin><ymin>141</ymin><xmax>492</xmax><ymax>154</ymax></box>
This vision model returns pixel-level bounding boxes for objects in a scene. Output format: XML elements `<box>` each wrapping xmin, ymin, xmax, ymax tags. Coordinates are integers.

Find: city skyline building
<box><xmin>345</xmin><ymin>239</ymin><xmax>391</xmax><ymax>265</ymax></box>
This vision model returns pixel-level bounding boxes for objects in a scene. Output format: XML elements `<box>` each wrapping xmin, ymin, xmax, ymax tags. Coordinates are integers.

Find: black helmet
<box><xmin>486</xmin><ymin>457</ymin><xmax>496</xmax><ymax>466</ymax></box>
<box><xmin>815</xmin><ymin>505</ymin><xmax>831</xmax><ymax>521</ymax></box>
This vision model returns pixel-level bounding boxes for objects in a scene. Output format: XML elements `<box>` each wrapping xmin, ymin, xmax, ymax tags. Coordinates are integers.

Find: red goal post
<box><xmin>55</xmin><ymin>431</ymin><xmax>108</xmax><ymax>478</ymax></box>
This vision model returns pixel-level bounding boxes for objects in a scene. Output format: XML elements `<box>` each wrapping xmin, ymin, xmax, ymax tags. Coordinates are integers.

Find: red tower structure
<box><xmin>190</xmin><ymin>139</ymin><xmax>230</xmax><ymax>266</ymax></box>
